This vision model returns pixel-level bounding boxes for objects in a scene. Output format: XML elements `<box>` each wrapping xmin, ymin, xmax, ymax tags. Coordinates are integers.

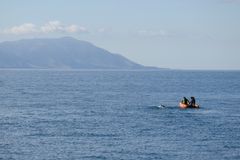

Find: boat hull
<box><xmin>179</xmin><ymin>102</ymin><xmax>199</xmax><ymax>109</ymax></box>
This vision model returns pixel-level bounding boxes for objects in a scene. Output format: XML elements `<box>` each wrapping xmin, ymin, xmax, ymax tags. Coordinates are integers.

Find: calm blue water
<box><xmin>0</xmin><ymin>70</ymin><xmax>240</xmax><ymax>160</ymax></box>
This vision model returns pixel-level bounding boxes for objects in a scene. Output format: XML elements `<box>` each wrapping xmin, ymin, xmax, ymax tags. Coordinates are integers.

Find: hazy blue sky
<box><xmin>1</xmin><ymin>0</ymin><xmax>240</xmax><ymax>70</ymax></box>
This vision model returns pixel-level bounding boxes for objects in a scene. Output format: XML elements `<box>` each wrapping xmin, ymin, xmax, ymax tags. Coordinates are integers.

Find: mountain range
<box><xmin>0</xmin><ymin>37</ymin><xmax>159</xmax><ymax>70</ymax></box>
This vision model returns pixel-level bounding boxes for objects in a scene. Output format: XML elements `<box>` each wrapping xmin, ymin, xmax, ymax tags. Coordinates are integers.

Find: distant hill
<box><xmin>0</xmin><ymin>37</ymin><xmax>160</xmax><ymax>70</ymax></box>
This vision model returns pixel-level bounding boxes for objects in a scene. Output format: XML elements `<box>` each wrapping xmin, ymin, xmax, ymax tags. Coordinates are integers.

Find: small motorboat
<box><xmin>179</xmin><ymin>102</ymin><xmax>199</xmax><ymax>109</ymax></box>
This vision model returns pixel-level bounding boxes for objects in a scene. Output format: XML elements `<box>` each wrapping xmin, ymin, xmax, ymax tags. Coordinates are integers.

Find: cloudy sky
<box><xmin>1</xmin><ymin>0</ymin><xmax>240</xmax><ymax>70</ymax></box>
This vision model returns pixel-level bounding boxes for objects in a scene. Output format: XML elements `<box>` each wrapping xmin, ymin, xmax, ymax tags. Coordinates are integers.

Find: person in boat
<box><xmin>189</xmin><ymin>96</ymin><xmax>196</xmax><ymax>107</ymax></box>
<box><xmin>181</xmin><ymin>97</ymin><xmax>189</xmax><ymax>105</ymax></box>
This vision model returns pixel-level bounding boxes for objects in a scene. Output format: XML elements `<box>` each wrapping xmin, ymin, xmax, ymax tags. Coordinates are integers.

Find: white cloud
<box><xmin>40</xmin><ymin>21</ymin><xmax>87</xmax><ymax>33</ymax></box>
<box><xmin>1</xmin><ymin>21</ymin><xmax>88</xmax><ymax>35</ymax></box>
<box><xmin>40</xmin><ymin>21</ymin><xmax>64</xmax><ymax>33</ymax></box>
<box><xmin>65</xmin><ymin>25</ymin><xmax>87</xmax><ymax>33</ymax></box>
<box><xmin>3</xmin><ymin>23</ymin><xmax>37</xmax><ymax>35</ymax></box>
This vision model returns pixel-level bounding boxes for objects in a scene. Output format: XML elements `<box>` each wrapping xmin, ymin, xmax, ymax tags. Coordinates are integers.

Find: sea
<box><xmin>0</xmin><ymin>70</ymin><xmax>239</xmax><ymax>160</ymax></box>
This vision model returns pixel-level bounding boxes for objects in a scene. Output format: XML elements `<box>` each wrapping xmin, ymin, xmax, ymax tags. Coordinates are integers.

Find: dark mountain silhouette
<box><xmin>0</xmin><ymin>37</ymin><xmax>159</xmax><ymax>70</ymax></box>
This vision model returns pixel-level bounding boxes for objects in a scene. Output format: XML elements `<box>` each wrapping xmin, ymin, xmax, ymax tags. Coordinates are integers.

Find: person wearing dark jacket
<box><xmin>189</xmin><ymin>97</ymin><xmax>196</xmax><ymax>106</ymax></box>
<box><xmin>181</xmin><ymin>97</ymin><xmax>189</xmax><ymax>105</ymax></box>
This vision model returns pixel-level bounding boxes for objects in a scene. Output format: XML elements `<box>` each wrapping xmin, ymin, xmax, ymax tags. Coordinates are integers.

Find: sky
<box><xmin>0</xmin><ymin>0</ymin><xmax>240</xmax><ymax>70</ymax></box>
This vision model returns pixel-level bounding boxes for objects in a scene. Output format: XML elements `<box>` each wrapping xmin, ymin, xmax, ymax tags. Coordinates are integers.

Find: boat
<box><xmin>179</xmin><ymin>102</ymin><xmax>199</xmax><ymax>109</ymax></box>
